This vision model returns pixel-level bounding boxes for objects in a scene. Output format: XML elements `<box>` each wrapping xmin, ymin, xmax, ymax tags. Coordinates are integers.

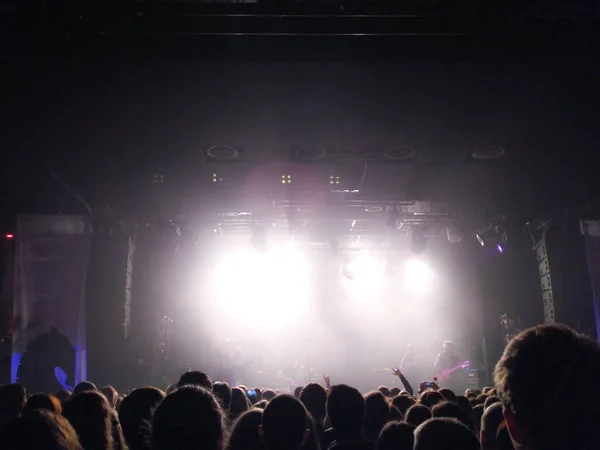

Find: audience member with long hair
<box><xmin>22</xmin><ymin>393</ymin><xmax>62</xmax><ymax>414</ymax></box>
<box><xmin>376</xmin><ymin>421</ymin><xmax>414</xmax><ymax>450</ymax></box>
<box><xmin>119</xmin><ymin>387</ymin><xmax>165</xmax><ymax>450</ymax></box>
<box><xmin>226</xmin><ymin>408</ymin><xmax>264</xmax><ymax>450</ymax></box>
<box><xmin>151</xmin><ymin>386</ymin><xmax>224</xmax><ymax>450</ymax></box>
<box><xmin>0</xmin><ymin>409</ymin><xmax>83</xmax><ymax>450</ymax></box>
<box><xmin>63</xmin><ymin>391</ymin><xmax>113</xmax><ymax>450</ymax></box>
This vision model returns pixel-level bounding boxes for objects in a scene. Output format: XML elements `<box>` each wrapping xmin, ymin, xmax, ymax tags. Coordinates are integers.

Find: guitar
<box><xmin>436</xmin><ymin>361</ymin><xmax>470</xmax><ymax>382</ymax></box>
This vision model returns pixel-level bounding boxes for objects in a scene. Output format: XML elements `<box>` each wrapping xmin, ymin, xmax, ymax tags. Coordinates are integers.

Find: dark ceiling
<box><xmin>1</xmin><ymin>1</ymin><xmax>600</xmax><ymax>224</ymax></box>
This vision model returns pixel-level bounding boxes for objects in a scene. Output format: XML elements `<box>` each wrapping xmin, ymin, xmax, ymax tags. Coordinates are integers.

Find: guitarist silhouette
<box><xmin>433</xmin><ymin>341</ymin><xmax>467</xmax><ymax>392</ymax></box>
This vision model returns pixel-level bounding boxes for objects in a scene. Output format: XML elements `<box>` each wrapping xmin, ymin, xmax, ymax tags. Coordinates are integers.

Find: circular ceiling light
<box><xmin>472</xmin><ymin>145</ymin><xmax>505</xmax><ymax>160</ymax></box>
<box><xmin>294</xmin><ymin>145</ymin><xmax>327</xmax><ymax>161</ymax></box>
<box><xmin>206</xmin><ymin>145</ymin><xmax>239</xmax><ymax>161</ymax></box>
<box><xmin>365</xmin><ymin>206</ymin><xmax>383</xmax><ymax>213</ymax></box>
<box><xmin>383</xmin><ymin>145</ymin><xmax>416</xmax><ymax>161</ymax></box>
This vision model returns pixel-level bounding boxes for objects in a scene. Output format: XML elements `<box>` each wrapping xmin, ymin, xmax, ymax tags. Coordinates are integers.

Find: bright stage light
<box><xmin>343</xmin><ymin>254</ymin><xmax>382</xmax><ymax>281</ymax></box>
<box><xmin>404</xmin><ymin>259</ymin><xmax>433</xmax><ymax>293</ymax></box>
<box><xmin>212</xmin><ymin>246</ymin><xmax>309</xmax><ymax>326</ymax></box>
<box><xmin>343</xmin><ymin>253</ymin><xmax>385</xmax><ymax>299</ymax></box>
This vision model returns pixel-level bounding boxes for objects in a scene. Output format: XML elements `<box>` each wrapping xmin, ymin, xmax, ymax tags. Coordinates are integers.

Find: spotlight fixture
<box><xmin>329</xmin><ymin>175</ymin><xmax>340</xmax><ymax>185</ymax></box>
<box><xmin>496</xmin><ymin>231</ymin><xmax>508</xmax><ymax>254</ymax></box>
<box><xmin>476</xmin><ymin>227</ymin><xmax>507</xmax><ymax>253</ymax></box>
<box><xmin>475</xmin><ymin>233</ymin><xmax>485</xmax><ymax>246</ymax></box>
<box><xmin>281</xmin><ymin>174</ymin><xmax>292</xmax><ymax>184</ymax></box>
<box><xmin>410</xmin><ymin>227</ymin><xmax>427</xmax><ymax>254</ymax></box>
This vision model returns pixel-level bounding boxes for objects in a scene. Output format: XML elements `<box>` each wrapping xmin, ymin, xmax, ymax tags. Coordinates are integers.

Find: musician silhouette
<box><xmin>16</xmin><ymin>327</ymin><xmax>75</xmax><ymax>393</ymax></box>
<box><xmin>433</xmin><ymin>341</ymin><xmax>466</xmax><ymax>392</ymax></box>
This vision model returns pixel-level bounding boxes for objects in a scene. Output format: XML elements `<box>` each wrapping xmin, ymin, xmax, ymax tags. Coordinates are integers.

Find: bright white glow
<box><xmin>211</xmin><ymin>246</ymin><xmax>309</xmax><ymax>328</ymax></box>
<box><xmin>344</xmin><ymin>254</ymin><xmax>385</xmax><ymax>299</ymax></box>
<box><xmin>404</xmin><ymin>259</ymin><xmax>433</xmax><ymax>294</ymax></box>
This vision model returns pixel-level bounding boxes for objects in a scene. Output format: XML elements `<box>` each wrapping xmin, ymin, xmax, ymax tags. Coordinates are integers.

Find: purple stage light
<box><xmin>496</xmin><ymin>243</ymin><xmax>504</xmax><ymax>253</ymax></box>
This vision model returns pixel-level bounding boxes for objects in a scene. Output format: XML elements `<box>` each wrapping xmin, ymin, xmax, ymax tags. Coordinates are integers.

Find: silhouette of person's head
<box><xmin>151</xmin><ymin>386</ymin><xmax>224</xmax><ymax>450</ymax></box>
<box><xmin>261</xmin><ymin>389</ymin><xmax>276</xmax><ymax>402</ymax></box>
<box><xmin>326</xmin><ymin>384</ymin><xmax>365</xmax><ymax>438</ymax></box>
<box><xmin>226</xmin><ymin>409</ymin><xmax>264</xmax><ymax>450</ymax></box>
<box><xmin>0</xmin><ymin>409</ymin><xmax>82</xmax><ymax>450</ymax></box>
<box><xmin>364</xmin><ymin>391</ymin><xmax>390</xmax><ymax>441</ymax></box>
<box><xmin>73</xmin><ymin>381</ymin><xmax>98</xmax><ymax>395</ymax></box>
<box><xmin>432</xmin><ymin>402</ymin><xmax>475</xmax><ymax>433</ymax></box>
<box><xmin>390</xmin><ymin>387</ymin><xmax>401</xmax><ymax>397</ymax></box>
<box><xmin>177</xmin><ymin>371</ymin><xmax>212</xmax><ymax>390</ymax></box>
<box><xmin>260</xmin><ymin>395</ymin><xmax>309</xmax><ymax>450</ymax></box>
<box><xmin>439</xmin><ymin>388</ymin><xmax>457</xmax><ymax>403</ymax></box>
<box><xmin>456</xmin><ymin>396</ymin><xmax>473</xmax><ymax>414</ymax></box>
<box><xmin>293</xmin><ymin>386</ymin><xmax>303</xmax><ymax>399</ymax></box>
<box><xmin>0</xmin><ymin>384</ymin><xmax>26</xmax><ymax>429</ymax></box>
<box><xmin>73</xmin><ymin>382</ymin><xmax>97</xmax><ymax>396</ymax></box>
<box><xmin>299</xmin><ymin>383</ymin><xmax>327</xmax><ymax>424</ymax></box>
<box><xmin>23</xmin><ymin>394</ymin><xmax>62</xmax><ymax>414</ymax></box>
<box><xmin>213</xmin><ymin>382</ymin><xmax>233</xmax><ymax>410</ymax></box>
<box><xmin>420</xmin><ymin>391</ymin><xmax>444</xmax><ymax>409</ymax></box>
<box><xmin>483</xmin><ymin>396</ymin><xmax>499</xmax><ymax>410</ymax></box>
<box><xmin>55</xmin><ymin>390</ymin><xmax>72</xmax><ymax>406</ymax></box>
<box><xmin>254</xmin><ymin>400</ymin><xmax>268</xmax><ymax>410</ymax></box>
<box><xmin>230</xmin><ymin>387</ymin><xmax>249</xmax><ymax>420</ymax></box>
<box><xmin>405</xmin><ymin>405</ymin><xmax>432</xmax><ymax>428</ymax></box>
<box><xmin>474</xmin><ymin>394</ymin><xmax>487</xmax><ymax>406</ymax></box>
<box><xmin>391</xmin><ymin>394</ymin><xmax>415</xmax><ymax>416</ymax></box>
<box><xmin>480</xmin><ymin>402</ymin><xmax>503</xmax><ymax>450</ymax></box>
<box><xmin>494</xmin><ymin>324</ymin><xmax>600</xmax><ymax>450</ymax></box>
<box><xmin>414</xmin><ymin>418</ymin><xmax>479</xmax><ymax>450</ymax></box>
<box><xmin>118</xmin><ymin>387</ymin><xmax>165</xmax><ymax>450</ymax></box>
<box><xmin>63</xmin><ymin>391</ymin><xmax>113</xmax><ymax>450</ymax></box>
<box><xmin>376</xmin><ymin>421</ymin><xmax>415</xmax><ymax>450</ymax></box>
<box><xmin>100</xmin><ymin>386</ymin><xmax>118</xmax><ymax>409</ymax></box>
<box><xmin>442</xmin><ymin>341</ymin><xmax>454</xmax><ymax>353</ymax></box>
<box><xmin>377</xmin><ymin>386</ymin><xmax>390</xmax><ymax>398</ymax></box>
<box><xmin>389</xmin><ymin>406</ymin><xmax>403</xmax><ymax>421</ymax></box>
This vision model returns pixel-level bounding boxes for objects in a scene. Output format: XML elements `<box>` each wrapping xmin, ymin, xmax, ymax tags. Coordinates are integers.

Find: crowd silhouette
<box><xmin>1</xmin><ymin>323</ymin><xmax>599</xmax><ymax>450</ymax></box>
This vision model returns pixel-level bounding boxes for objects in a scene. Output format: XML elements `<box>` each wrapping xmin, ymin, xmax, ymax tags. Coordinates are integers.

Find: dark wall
<box><xmin>547</xmin><ymin>223</ymin><xmax>597</xmax><ymax>338</ymax></box>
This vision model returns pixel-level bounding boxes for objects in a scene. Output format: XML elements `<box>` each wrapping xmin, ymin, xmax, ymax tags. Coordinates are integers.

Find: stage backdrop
<box><xmin>11</xmin><ymin>214</ymin><xmax>92</xmax><ymax>393</ymax></box>
<box><xmin>582</xmin><ymin>220</ymin><xmax>600</xmax><ymax>341</ymax></box>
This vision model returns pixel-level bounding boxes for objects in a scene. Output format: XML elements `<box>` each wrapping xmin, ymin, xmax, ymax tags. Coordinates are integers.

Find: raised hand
<box><xmin>323</xmin><ymin>374</ymin><xmax>331</xmax><ymax>388</ymax></box>
<box><xmin>392</xmin><ymin>368</ymin><xmax>402</xmax><ymax>377</ymax></box>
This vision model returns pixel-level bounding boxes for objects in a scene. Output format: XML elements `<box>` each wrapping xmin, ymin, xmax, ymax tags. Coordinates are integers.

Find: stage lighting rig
<box><xmin>475</xmin><ymin>225</ymin><xmax>506</xmax><ymax>253</ymax></box>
